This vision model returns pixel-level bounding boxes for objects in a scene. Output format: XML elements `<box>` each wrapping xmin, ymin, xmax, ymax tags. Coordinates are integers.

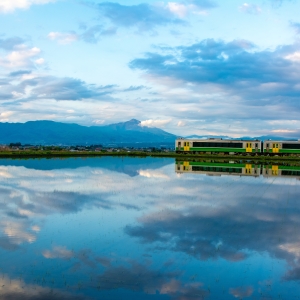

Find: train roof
<box><xmin>176</xmin><ymin>138</ymin><xmax>261</xmax><ymax>142</ymax></box>
<box><xmin>263</xmin><ymin>140</ymin><xmax>300</xmax><ymax>143</ymax></box>
<box><xmin>176</xmin><ymin>138</ymin><xmax>300</xmax><ymax>143</ymax></box>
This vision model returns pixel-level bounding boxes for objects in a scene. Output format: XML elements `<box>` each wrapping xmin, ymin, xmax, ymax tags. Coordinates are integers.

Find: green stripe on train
<box><xmin>263</xmin><ymin>149</ymin><xmax>300</xmax><ymax>153</ymax></box>
<box><xmin>278</xmin><ymin>166</ymin><xmax>300</xmax><ymax>170</ymax></box>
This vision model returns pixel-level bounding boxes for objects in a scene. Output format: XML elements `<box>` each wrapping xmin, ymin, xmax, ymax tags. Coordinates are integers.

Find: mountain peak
<box><xmin>127</xmin><ymin>119</ymin><xmax>141</xmax><ymax>124</ymax></box>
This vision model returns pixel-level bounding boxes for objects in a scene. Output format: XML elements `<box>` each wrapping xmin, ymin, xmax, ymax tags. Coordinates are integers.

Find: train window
<box><xmin>184</xmin><ymin>142</ymin><xmax>186</xmax><ymax>146</ymax></box>
<box><xmin>178</xmin><ymin>142</ymin><xmax>181</xmax><ymax>147</ymax></box>
<box><xmin>282</xmin><ymin>143</ymin><xmax>300</xmax><ymax>149</ymax></box>
<box><xmin>255</xmin><ymin>143</ymin><xmax>258</xmax><ymax>148</ymax></box>
<box><xmin>193</xmin><ymin>142</ymin><xmax>243</xmax><ymax>148</ymax></box>
<box><xmin>187</xmin><ymin>142</ymin><xmax>189</xmax><ymax>146</ymax></box>
<box><xmin>267</xmin><ymin>143</ymin><xmax>269</xmax><ymax>147</ymax></box>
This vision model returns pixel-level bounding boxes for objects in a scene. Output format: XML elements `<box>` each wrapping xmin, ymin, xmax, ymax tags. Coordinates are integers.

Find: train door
<box><xmin>184</xmin><ymin>142</ymin><xmax>190</xmax><ymax>152</ymax></box>
<box><xmin>266</xmin><ymin>143</ymin><xmax>270</xmax><ymax>152</ymax></box>
<box><xmin>183</xmin><ymin>161</ymin><xmax>189</xmax><ymax>171</ymax></box>
<box><xmin>272</xmin><ymin>165</ymin><xmax>278</xmax><ymax>176</ymax></box>
<box><xmin>246</xmin><ymin>142</ymin><xmax>252</xmax><ymax>153</ymax></box>
<box><xmin>272</xmin><ymin>143</ymin><xmax>279</xmax><ymax>153</ymax></box>
<box><xmin>245</xmin><ymin>164</ymin><xmax>252</xmax><ymax>174</ymax></box>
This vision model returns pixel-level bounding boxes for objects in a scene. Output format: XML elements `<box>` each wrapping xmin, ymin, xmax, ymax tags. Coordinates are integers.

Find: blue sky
<box><xmin>0</xmin><ymin>0</ymin><xmax>300</xmax><ymax>137</ymax></box>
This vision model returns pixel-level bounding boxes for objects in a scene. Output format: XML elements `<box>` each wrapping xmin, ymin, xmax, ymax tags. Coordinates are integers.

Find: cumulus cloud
<box><xmin>48</xmin><ymin>31</ymin><xmax>79</xmax><ymax>44</ymax></box>
<box><xmin>0</xmin><ymin>75</ymin><xmax>117</xmax><ymax>101</ymax></box>
<box><xmin>83</xmin><ymin>0</ymin><xmax>216</xmax><ymax>37</ymax></box>
<box><xmin>0</xmin><ymin>0</ymin><xmax>56</xmax><ymax>13</ymax></box>
<box><xmin>43</xmin><ymin>245</ymin><xmax>74</xmax><ymax>259</ymax></box>
<box><xmin>0</xmin><ymin>275</ymin><xmax>85</xmax><ymax>299</ymax></box>
<box><xmin>130</xmin><ymin>38</ymin><xmax>300</xmax><ymax>107</ymax></box>
<box><xmin>24</xmin><ymin>77</ymin><xmax>116</xmax><ymax>100</ymax></box>
<box><xmin>167</xmin><ymin>2</ymin><xmax>188</xmax><ymax>18</ymax></box>
<box><xmin>0</xmin><ymin>220</ymin><xmax>37</xmax><ymax>247</ymax></box>
<box><xmin>0</xmin><ymin>46</ymin><xmax>43</xmax><ymax>69</ymax></box>
<box><xmin>140</xmin><ymin>119</ymin><xmax>171</xmax><ymax>127</ymax></box>
<box><xmin>0</xmin><ymin>36</ymin><xmax>44</xmax><ymax>70</ymax></box>
<box><xmin>284</xmin><ymin>51</ymin><xmax>300</xmax><ymax>62</ymax></box>
<box><xmin>125</xmin><ymin>176</ymin><xmax>300</xmax><ymax>267</ymax></box>
<box><xmin>239</xmin><ymin>3</ymin><xmax>262</xmax><ymax>14</ymax></box>
<box><xmin>95</xmin><ymin>261</ymin><xmax>208</xmax><ymax>299</ymax></box>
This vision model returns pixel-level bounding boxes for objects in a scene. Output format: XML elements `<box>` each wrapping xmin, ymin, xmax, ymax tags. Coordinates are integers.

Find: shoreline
<box><xmin>0</xmin><ymin>150</ymin><xmax>300</xmax><ymax>163</ymax></box>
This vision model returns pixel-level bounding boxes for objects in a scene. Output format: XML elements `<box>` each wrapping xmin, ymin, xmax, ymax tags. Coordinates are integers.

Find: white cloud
<box><xmin>93</xmin><ymin>119</ymin><xmax>105</xmax><ymax>124</ymax></box>
<box><xmin>0</xmin><ymin>167</ymin><xmax>13</xmax><ymax>178</ymax></box>
<box><xmin>43</xmin><ymin>245</ymin><xmax>74</xmax><ymax>259</ymax></box>
<box><xmin>0</xmin><ymin>46</ymin><xmax>42</xmax><ymax>69</ymax></box>
<box><xmin>167</xmin><ymin>2</ymin><xmax>188</xmax><ymax>18</ymax></box>
<box><xmin>177</xmin><ymin>120</ymin><xmax>186</xmax><ymax>127</ymax></box>
<box><xmin>140</xmin><ymin>119</ymin><xmax>171</xmax><ymax>127</ymax></box>
<box><xmin>166</xmin><ymin>1</ymin><xmax>211</xmax><ymax>17</ymax></box>
<box><xmin>272</xmin><ymin>129</ymin><xmax>297</xmax><ymax>133</ymax></box>
<box><xmin>48</xmin><ymin>31</ymin><xmax>79</xmax><ymax>44</ymax></box>
<box><xmin>239</xmin><ymin>3</ymin><xmax>261</xmax><ymax>14</ymax></box>
<box><xmin>0</xmin><ymin>111</ymin><xmax>14</xmax><ymax>121</ymax></box>
<box><xmin>0</xmin><ymin>0</ymin><xmax>56</xmax><ymax>13</ymax></box>
<box><xmin>285</xmin><ymin>52</ymin><xmax>300</xmax><ymax>62</ymax></box>
<box><xmin>35</xmin><ymin>57</ymin><xmax>45</xmax><ymax>65</ymax></box>
<box><xmin>279</xmin><ymin>243</ymin><xmax>300</xmax><ymax>257</ymax></box>
<box><xmin>2</xmin><ymin>221</ymin><xmax>37</xmax><ymax>244</ymax></box>
<box><xmin>138</xmin><ymin>169</ymin><xmax>170</xmax><ymax>179</ymax></box>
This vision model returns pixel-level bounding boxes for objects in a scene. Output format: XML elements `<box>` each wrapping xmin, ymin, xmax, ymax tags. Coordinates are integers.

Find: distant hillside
<box><xmin>0</xmin><ymin>119</ymin><xmax>177</xmax><ymax>146</ymax></box>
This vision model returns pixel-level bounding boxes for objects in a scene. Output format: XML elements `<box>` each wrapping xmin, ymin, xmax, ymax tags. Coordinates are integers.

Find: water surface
<box><xmin>0</xmin><ymin>157</ymin><xmax>299</xmax><ymax>299</ymax></box>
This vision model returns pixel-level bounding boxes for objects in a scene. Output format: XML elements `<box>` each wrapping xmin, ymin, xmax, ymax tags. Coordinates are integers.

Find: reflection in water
<box><xmin>0</xmin><ymin>157</ymin><xmax>300</xmax><ymax>299</ymax></box>
<box><xmin>176</xmin><ymin>160</ymin><xmax>300</xmax><ymax>179</ymax></box>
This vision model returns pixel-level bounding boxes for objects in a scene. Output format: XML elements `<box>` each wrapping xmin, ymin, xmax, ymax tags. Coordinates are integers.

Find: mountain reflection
<box><xmin>0</xmin><ymin>157</ymin><xmax>300</xmax><ymax>299</ymax></box>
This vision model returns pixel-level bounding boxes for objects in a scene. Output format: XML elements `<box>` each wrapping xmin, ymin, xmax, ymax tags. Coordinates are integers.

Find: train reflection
<box><xmin>176</xmin><ymin>160</ymin><xmax>300</xmax><ymax>179</ymax></box>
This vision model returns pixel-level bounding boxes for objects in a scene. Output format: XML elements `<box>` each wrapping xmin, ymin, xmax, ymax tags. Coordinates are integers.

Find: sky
<box><xmin>0</xmin><ymin>0</ymin><xmax>300</xmax><ymax>137</ymax></box>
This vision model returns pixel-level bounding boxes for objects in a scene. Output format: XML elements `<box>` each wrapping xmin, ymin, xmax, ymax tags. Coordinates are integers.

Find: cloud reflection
<box><xmin>1</xmin><ymin>157</ymin><xmax>300</xmax><ymax>300</ymax></box>
<box><xmin>0</xmin><ymin>275</ymin><xmax>85</xmax><ymax>300</ymax></box>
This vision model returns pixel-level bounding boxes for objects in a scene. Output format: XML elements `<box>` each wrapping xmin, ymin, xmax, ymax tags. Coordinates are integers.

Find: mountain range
<box><xmin>0</xmin><ymin>119</ymin><xmax>177</xmax><ymax>146</ymax></box>
<box><xmin>0</xmin><ymin>119</ymin><xmax>296</xmax><ymax>146</ymax></box>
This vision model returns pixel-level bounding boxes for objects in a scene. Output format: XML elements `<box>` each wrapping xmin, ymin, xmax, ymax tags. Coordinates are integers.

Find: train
<box><xmin>176</xmin><ymin>160</ymin><xmax>261</xmax><ymax>177</ymax></box>
<box><xmin>175</xmin><ymin>138</ymin><xmax>300</xmax><ymax>156</ymax></box>
<box><xmin>175</xmin><ymin>160</ymin><xmax>300</xmax><ymax>179</ymax></box>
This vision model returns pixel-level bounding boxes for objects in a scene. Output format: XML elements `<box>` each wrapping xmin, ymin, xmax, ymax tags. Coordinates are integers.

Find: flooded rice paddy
<box><xmin>0</xmin><ymin>156</ymin><xmax>300</xmax><ymax>299</ymax></box>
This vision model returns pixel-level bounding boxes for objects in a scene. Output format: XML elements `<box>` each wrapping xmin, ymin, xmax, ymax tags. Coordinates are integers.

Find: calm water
<box><xmin>0</xmin><ymin>157</ymin><xmax>300</xmax><ymax>299</ymax></box>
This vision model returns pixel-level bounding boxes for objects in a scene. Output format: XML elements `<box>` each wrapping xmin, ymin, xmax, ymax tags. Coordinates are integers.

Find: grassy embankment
<box><xmin>0</xmin><ymin>150</ymin><xmax>300</xmax><ymax>163</ymax></box>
